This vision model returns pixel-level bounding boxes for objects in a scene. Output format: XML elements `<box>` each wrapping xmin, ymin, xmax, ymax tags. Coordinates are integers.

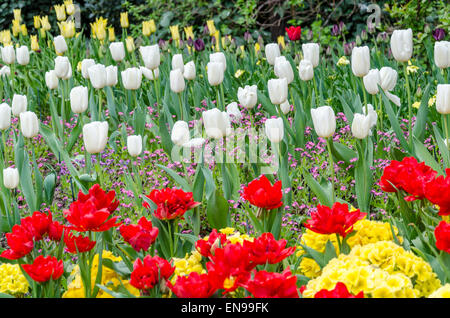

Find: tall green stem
<box><xmin>98</xmin><ymin>90</ymin><xmax>103</xmax><ymax>121</ymax></box>
<box><xmin>177</xmin><ymin>92</ymin><xmax>184</xmax><ymax>120</ymax></box>
<box><xmin>403</xmin><ymin>63</ymin><xmax>412</xmax><ymax>148</ymax></box>
<box><xmin>326</xmin><ymin>138</ymin><xmax>336</xmax><ymax>203</ymax></box>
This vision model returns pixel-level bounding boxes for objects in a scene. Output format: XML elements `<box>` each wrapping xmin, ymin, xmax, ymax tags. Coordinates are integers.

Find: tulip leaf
<box><xmin>354</xmin><ymin>140</ymin><xmax>373</xmax><ymax>213</ymax></box>
<box><xmin>156</xmin><ymin>164</ymin><xmax>191</xmax><ymax>192</ymax></box>
<box><xmin>14</xmin><ymin>134</ymin><xmax>37</xmax><ymax>212</ymax></box>
<box><xmin>412</xmin><ymin>84</ymin><xmax>431</xmax><ymax>142</ymax></box>
<box><xmin>433</xmin><ymin>124</ymin><xmax>450</xmax><ymax>169</ymax></box>
<box><xmin>304</xmin><ymin>172</ymin><xmax>333</xmax><ymax>208</ymax></box>
<box><xmin>206</xmin><ymin>190</ymin><xmax>229</xmax><ymax>230</ymax></box>
<box><xmin>413</xmin><ymin>137</ymin><xmax>444</xmax><ymax>176</ymax></box>
<box><xmin>331</xmin><ymin>142</ymin><xmax>357</xmax><ymax>164</ymax></box>
<box><xmin>102</xmin><ymin>259</ymin><xmax>132</xmax><ymax>277</ymax></box>
<box><xmin>43</xmin><ymin>173</ymin><xmax>56</xmax><ymax>206</ymax></box>
<box><xmin>323</xmin><ymin>240</ymin><xmax>337</xmax><ymax>263</ymax></box>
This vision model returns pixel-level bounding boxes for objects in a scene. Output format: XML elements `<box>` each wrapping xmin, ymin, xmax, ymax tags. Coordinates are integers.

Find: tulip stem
<box><xmin>2</xmin><ymin>130</ymin><xmax>8</xmax><ymax>164</ymax></box>
<box><xmin>220</xmin><ymin>83</ymin><xmax>225</xmax><ymax>111</ymax></box>
<box><xmin>216</xmin><ymin>86</ymin><xmax>221</xmax><ymax>111</ymax></box>
<box><xmin>177</xmin><ymin>92</ymin><xmax>184</xmax><ymax>121</ymax></box>
<box><xmin>444</xmin><ymin>114</ymin><xmax>450</xmax><ymax>154</ymax></box>
<box><xmin>326</xmin><ymin>138</ymin><xmax>336</xmax><ymax>203</ymax></box>
<box><xmin>403</xmin><ymin>63</ymin><xmax>412</xmax><ymax>148</ymax></box>
<box><xmin>312</xmin><ymin>76</ymin><xmax>319</xmax><ymax>106</ymax></box>
<box><xmin>360</xmin><ymin>77</ymin><xmax>368</xmax><ymax>114</ymax></box>
<box><xmin>98</xmin><ymin>90</ymin><xmax>103</xmax><ymax>121</ymax></box>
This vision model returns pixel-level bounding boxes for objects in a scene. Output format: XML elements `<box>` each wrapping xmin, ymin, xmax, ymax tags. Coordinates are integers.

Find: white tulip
<box><xmin>127</xmin><ymin>135</ymin><xmax>142</xmax><ymax>157</ymax></box>
<box><xmin>363</xmin><ymin>104</ymin><xmax>378</xmax><ymax>130</ymax></box>
<box><xmin>182</xmin><ymin>138</ymin><xmax>206</xmax><ymax>148</ymax></box>
<box><xmin>237</xmin><ymin>85</ymin><xmax>257</xmax><ymax>109</ymax></box>
<box><xmin>210</xmin><ymin>52</ymin><xmax>226</xmax><ymax>71</ymax></box>
<box><xmin>363</xmin><ymin>69</ymin><xmax>380</xmax><ymax>95</ymax></box>
<box><xmin>386</xmin><ymin>91</ymin><xmax>401</xmax><ymax>107</ymax></box>
<box><xmin>265</xmin><ymin>117</ymin><xmax>284</xmax><ymax>143</ymax></box>
<box><xmin>54</xmin><ymin>56</ymin><xmax>71</xmax><ymax>78</ymax></box>
<box><xmin>0</xmin><ymin>66</ymin><xmax>10</xmax><ymax>77</ymax></box>
<box><xmin>280</xmin><ymin>100</ymin><xmax>291</xmax><ymax>114</ymax></box>
<box><xmin>390</xmin><ymin>29</ymin><xmax>413</xmax><ymax>62</ymax></box>
<box><xmin>171</xmin><ymin>121</ymin><xmax>190</xmax><ymax>146</ymax></box>
<box><xmin>0</xmin><ymin>103</ymin><xmax>11</xmax><ymax>130</ymax></box>
<box><xmin>61</xmin><ymin>62</ymin><xmax>72</xmax><ymax>80</ymax></box>
<box><xmin>274</xmin><ymin>57</ymin><xmax>294</xmax><ymax>84</ymax></box>
<box><xmin>82</xmin><ymin>121</ymin><xmax>109</xmax><ymax>154</ymax></box>
<box><xmin>268</xmin><ymin>78</ymin><xmax>288</xmax><ymax>105</ymax></box>
<box><xmin>311</xmin><ymin>106</ymin><xmax>336</xmax><ymax>138</ymax></box>
<box><xmin>299</xmin><ymin>59</ymin><xmax>314</xmax><ymax>81</ymax></box>
<box><xmin>265</xmin><ymin>43</ymin><xmax>281</xmax><ymax>65</ymax></box>
<box><xmin>88</xmin><ymin>64</ymin><xmax>107</xmax><ymax>89</ymax></box>
<box><xmin>207</xmin><ymin>62</ymin><xmax>224</xmax><ymax>86</ymax></box>
<box><xmin>109</xmin><ymin>42</ymin><xmax>125</xmax><ymax>62</ymax></box>
<box><xmin>351</xmin><ymin>46</ymin><xmax>370</xmax><ymax>77</ymax></box>
<box><xmin>105</xmin><ymin>65</ymin><xmax>118</xmax><ymax>87</ymax></box>
<box><xmin>434</xmin><ymin>41</ymin><xmax>450</xmax><ymax>69</ymax></box>
<box><xmin>140</xmin><ymin>66</ymin><xmax>159</xmax><ymax>80</ymax></box>
<box><xmin>379</xmin><ymin>67</ymin><xmax>397</xmax><ymax>91</ymax></box>
<box><xmin>54</xmin><ymin>35</ymin><xmax>68</xmax><ymax>54</ymax></box>
<box><xmin>16</xmin><ymin>46</ymin><xmax>30</xmax><ymax>65</ymax></box>
<box><xmin>202</xmin><ymin>108</ymin><xmax>231</xmax><ymax>139</ymax></box>
<box><xmin>3</xmin><ymin>167</ymin><xmax>19</xmax><ymax>189</ymax></box>
<box><xmin>45</xmin><ymin>70</ymin><xmax>59</xmax><ymax>90</ymax></box>
<box><xmin>183</xmin><ymin>61</ymin><xmax>196</xmax><ymax>80</ymax></box>
<box><xmin>70</xmin><ymin>86</ymin><xmax>88</xmax><ymax>114</ymax></box>
<box><xmin>1</xmin><ymin>45</ymin><xmax>15</xmax><ymax>64</ymax></box>
<box><xmin>19</xmin><ymin>111</ymin><xmax>39</xmax><ymax>138</ymax></box>
<box><xmin>351</xmin><ymin>113</ymin><xmax>371</xmax><ymax>139</ymax></box>
<box><xmin>81</xmin><ymin>59</ymin><xmax>96</xmax><ymax>79</ymax></box>
<box><xmin>302</xmin><ymin>43</ymin><xmax>320</xmax><ymax>67</ymax></box>
<box><xmin>12</xmin><ymin>94</ymin><xmax>27</xmax><ymax>116</ymax></box>
<box><xmin>226</xmin><ymin>102</ymin><xmax>242</xmax><ymax>121</ymax></box>
<box><xmin>170</xmin><ymin>69</ymin><xmax>185</xmax><ymax>93</ymax></box>
<box><xmin>121</xmin><ymin>67</ymin><xmax>142</xmax><ymax>90</ymax></box>
<box><xmin>140</xmin><ymin>45</ymin><xmax>160</xmax><ymax>70</ymax></box>
<box><xmin>172</xmin><ymin>54</ymin><xmax>184</xmax><ymax>72</ymax></box>
<box><xmin>436</xmin><ymin>84</ymin><xmax>450</xmax><ymax>115</ymax></box>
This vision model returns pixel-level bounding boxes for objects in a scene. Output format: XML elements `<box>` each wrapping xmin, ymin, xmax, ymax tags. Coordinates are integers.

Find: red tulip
<box><xmin>130</xmin><ymin>255</ymin><xmax>175</xmax><ymax>291</ymax></box>
<box><xmin>0</xmin><ymin>224</ymin><xmax>34</xmax><ymax>260</ymax></box>
<box><xmin>144</xmin><ymin>187</ymin><xmax>200</xmax><ymax>220</ymax></box>
<box><xmin>304</xmin><ymin>202</ymin><xmax>366</xmax><ymax>238</ymax></box>
<box><xmin>76</xmin><ymin>184</ymin><xmax>119</xmax><ymax>213</ymax></box>
<box><xmin>314</xmin><ymin>282</ymin><xmax>364</xmax><ymax>298</ymax></box>
<box><xmin>435</xmin><ymin>221</ymin><xmax>450</xmax><ymax>254</ymax></box>
<box><xmin>242</xmin><ymin>175</ymin><xmax>283</xmax><ymax>210</ymax></box>
<box><xmin>195</xmin><ymin>229</ymin><xmax>228</xmax><ymax>257</ymax></box>
<box><xmin>64</xmin><ymin>231</ymin><xmax>96</xmax><ymax>253</ymax></box>
<box><xmin>21</xmin><ymin>255</ymin><xmax>64</xmax><ymax>283</ymax></box>
<box><xmin>119</xmin><ymin>217</ymin><xmax>159</xmax><ymax>252</ymax></box>
<box><xmin>241</xmin><ymin>269</ymin><xmax>299</xmax><ymax>298</ymax></box>
<box><xmin>244</xmin><ymin>232</ymin><xmax>295</xmax><ymax>266</ymax></box>
<box><xmin>425</xmin><ymin>169</ymin><xmax>450</xmax><ymax>215</ymax></box>
<box><xmin>169</xmin><ymin>272</ymin><xmax>217</xmax><ymax>298</ymax></box>
<box><xmin>285</xmin><ymin>26</ymin><xmax>302</xmax><ymax>41</ymax></box>
<box><xmin>48</xmin><ymin>220</ymin><xmax>65</xmax><ymax>242</ymax></box>
<box><xmin>20</xmin><ymin>211</ymin><xmax>53</xmax><ymax>241</ymax></box>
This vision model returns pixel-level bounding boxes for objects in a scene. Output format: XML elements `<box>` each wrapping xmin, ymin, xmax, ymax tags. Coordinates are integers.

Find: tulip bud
<box><xmin>140</xmin><ymin>66</ymin><xmax>159</xmax><ymax>80</ymax></box>
<box><xmin>351</xmin><ymin>113</ymin><xmax>371</xmax><ymax>139</ymax></box>
<box><xmin>264</xmin><ymin>117</ymin><xmax>284</xmax><ymax>143</ymax></box>
<box><xmin>172</xmin><ymin>54</ymin><xmax>184</xmax><ymax>72</ymax></box>
<box><xmin>390</xmin><ymin>29</ymin><xmax>413</xmax><ymax>62</ymax></box>
<box><xmin>88</xmin><ymin>64</ymin><xmax>107</xmax><ymax>89</ymax></box>
<box><xmin>183</xmin><ymin>61</ymin><xmax>196</xmax><ymax>80</ymax></box>
<box><xmin>299</xmin><ymin>59</ymin><xmax>314</xmax><ymax>81</ymax></box>
<box><xmin>265</xmin><ymin>43</ymin><xmax>281</xmax><ymax>65</ymax></box>
<box><xmin>0</xmin><ymin>66</ymin><xmax>11</xmax><ymax>77</ymax></box>
<box><xmin>105</xmin><ymin>65</ymin><xmax>118</xmax><ymax>87</ymax></box>
<box><xmin>53</xmin><ymin>35</ymin><xmax>68</xmax><ymax>54</ymax></box>
<box><xmin>311</xmin><ymin>106</ymin><xmax>336</xmax><ymax>138</ymax></box>
<box><xmin>109</xmin><ymin>42</ymin><xmax>125</xmax><ymax>62</ymax></box>
<box><xmin>81</xmin><ymin>59</ymin><xmax>96</xmax><ymax>79</ymax></box>
<box><xmin>45</xmin><ymin>70</ymin><xmax>59</xmax><ymax>90</ymax></box>
<box><xmin>434</xmin><ymin>41</ymin><xmax>450</xmax><ymax>69</ymax></box>
<box><xmin>207</xmin><ymin>62</ymin><xmax>224</xmax><ymax>86</ymax></box>
<box><xmin>363</xmin><ymin>104</ymin><xmax>378</xmax><ymax>132</ymax></box>
<box><xmin>0</xmin><ymin>103</ymin><xmax>11</xmax><ymax>130</ymax></box>
<box><xmin>54</xmin><ymin>56</ymin><xmax>71</xmax><ymax>79</ymax></box>
<box><xmin>3</xmin><ymin>167</ymin><xmax>19</xmax><ymax>189</ymax></box>
<box><xmin>70</xmin><ymin>86</ymin><xmax>88</xmax><ymax>114</ymax></box>
<box><xmin>363</xmin><ymin>69</ymin><xmax>380</xmax><ymax>95</ymax></box>
<box><xmin>127</xmin><ymin>135</ymin><xmax>142</xmax><ymax>157</ymax></box>
<box><xmin>351</xmin><ymin>46</ymin><xmax>370</xmax><ymax>77</ymax></box>
<box><xmin>1</xmin><ymin>45</ymin><xmax>15</xmax><ymax>64</ymax></box>
<box><xmin>169</xmin><ymin>69</ymin><xmax>185</xmax><ymax>93</ymax></box>
<box><xmin>140</xmin><ymin>44</ymin><xmax>160</xmax><ymax>70</ymax></box>
<box><xmin>268</xmin><ymin>78</ymin><xmax>288</xmax><ymax>105</ymax></box>
<box><xmin>226</xmin><ymin>102</ymin><xmax>242</xmax><ymax>121</ymax></box>
<box><xmin>280</xmin><ymin>100</ymin><xmax>290</xmax><ymax>114</ymax></box>
<box><xmin>237</xmin><ymin>85</ymin><xmax>257</xmax><ymax>109</ymax></box>
<box><xmin>16</xmin><ymin>46</ymin><xmax>29</xmax><ymax>65</ymax></box>
<box><xmin>202</xmin><ymin>108</ymin><xmax>231</xmax><ymax>139</ymax></box>
<box><xmin>274</xmin><ymin>57</ymin><xmax>294</xmax><ymax>84</ymax></box>
<box><xmin>171</xmin><ymin>121</ymin><xmax>190</xmax><ymax>146</ymax></box>
<box><xmin>82</xmin><ymin>121</ymin><xmax>109</xmax><ymax>154</ymax></box>
<box><xmin>19</xmin><ymin>111</ymin><xmax>39</xmax><ymax>138</ymax></box>
<box><xmin>209</xmin><ymin>52</ymin><xmax>226</xmax><ymax>71</ymax></box>
<box><xmin>436</xmin><ymin>84</ymin><xmax>450</xmax><ymax>115</ymax></box>
<box><xmin>302</xmin><ymin>43</ymin><xmax>320</xmax><ymax>68</ymax></box>
<box><xmin>379</xmin><ymin>67</ymin><xmax>398</xmax><ymax>91</ymax></box>
<box><xmin>12</xmin><ymin>94</ymin><xmax>27</xmax><ymax>116</ymax></box>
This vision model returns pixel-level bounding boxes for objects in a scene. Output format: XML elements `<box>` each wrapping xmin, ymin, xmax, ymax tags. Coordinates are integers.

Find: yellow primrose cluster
<box><xmin>296</xmin><ymin>219</ymin><xmax>402</xmax><ymax>278</ymax></box>
<box><xmin>429</xmin><ymin>284</ymin><xmax>450</xmax><ymax>298</ymax></box>
<box><xmin>0</xmin><ymin>263</ymin><xmax>29</xmax><ymax>296</ymax></box>
<box><xmin>337</xmin><ymin>56</ymin><xmax>350</xmax><ymax>66</ymax></box>
<box><xmin>219</xmin><ymin>227</ymin><xmax>254</xmax><ymax>245</ymax></box>
<box><xmin>63</xmin><ymin>251</ymin><xmax>139</xmax><ymax>298</ymax></box>
<box><xmin>171</xmin><ymin>251</ymin><xmax>205</xmax><ymax>284</ymax></box>
<box><xmin>303</xmin><ymin>241</ymin><xmax>441</xmax><ymax>298</ymax></box>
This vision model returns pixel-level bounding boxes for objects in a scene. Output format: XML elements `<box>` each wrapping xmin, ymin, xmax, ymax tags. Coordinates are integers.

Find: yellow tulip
<box><xmin>108</xmin><ymin>27</ymin><xmax>115</xmax><ymax>42</ymax></box>
<box><xmin>206</xmin><ymin>19</ymin><xmax>216</xmax><ymax>36</ymax></box>
<box><xmin>30</xmin><ymin>35</ymin><xmax>39</xmax><ymax>51</ymax></box>
<box><xmin>120</xmin><ymin>12</ymin><xmax>129</xmax><ymax>28</ymax></box>
<box><xmin>149</xmin><ymin>19</ymin><xmax>156</xmax><ymax>34</ymax></box>
<box><xmin>54</xmin><ymin>4</ymin><xmax>67</xmax><ymax>21</ymax></box>
<box><xmin>13</xmin><ymin>9</ymin><xmax>21</xmax><ymax>23</ymax></box>
<box><xmin>39</xmin><ymin>28</ymin><xmax>47</xmax><ymax>39</ymax></box>
<box><xmin>184</xmin><ymin>26</ymin><xmax>194</xmax><ymax>41</ymax></box>
<box><xmin>212</xmin><ymin>30</ymin><xmax>219</xmax><ymax>51</ymax></box>
<box><xmin>64</xmin><ymin>0</ymin><xmax>75</xmax><ymax>16</ymax></box>
<box><xmin>12</xmin><ymin>19</ymin><xmax>21</xmax><ymax>37</ymax></box>
<box><xmin>126</xmin><ymin>36</ymin><xmax>135</xmax><ymax>52</ymax></box>
<box><xmin>142</xmin><ymin>21</ymin><xmax>152</xmax><ymax>37</ymax></box>
<box><xmin>0</xmin><ymin>30</ymin><xmax>11</xmax><ymax>45</ymax></box>
<box><xmin>254</xmin><ymin>42</ymin><xmax>260</xmax><ymax>54</ymax></box>
<box><xmin>277</xmin><ymin>35</ymin><xmax>285</xmax><ymax>49</ymax></box>
<box><xmin>33</xmin><ymin>16</ymin><xmax>41</xmax><ymax>29</ymax></box>
<box><xmin>91</xmin><ymin>17</ymin><xmax>108</xmax><ymax>41</ymax></box>
<box><xmin>40</xmin><ymin>16</ymin><xmax>51</xmax><ymax>31</ymax></box>
<box><xmin>169</xmin><ymin>25</ymin><xmax>180</xmax><ymax>41</ymax></box>
<box><xmin>59</xmin><ymin>21</ymin><xmax>76</xmax><ymax>38</ymax></box>
<box><xmin>20</xmin><ymin>24</ymin><xmax>28</xmax><ymax>36</ymax></box>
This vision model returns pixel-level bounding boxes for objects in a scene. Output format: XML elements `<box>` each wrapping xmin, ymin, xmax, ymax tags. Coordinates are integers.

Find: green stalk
<box><xmin>312</xmin><ymin>75</ymin><xmax>319</xmax><ymax>106</ymax></box>
<box><xmin>326</xmin><ymin>138</ymin><xmax>336</xmax><ymax>203</ymax></box>
<box><xmin>444</xmin><ymin>114</ymin><xmax>450</xmax><ymax>156</ymax></box>
<box><xmin>220</xmin><ymin>82</ymin><xmax>225</xmax><ymax>111</ymax></box>
<box><xmin>98</xmin><ymin>89</ymin><xmax>103</xmax><ymax>121</ymax></box>
<box><xmin>360</xmin><ymin>77</ymin><xmax>368</xmax><ymax>114</ymax></box>
<box><xmin>403</xmin><ymin>63</ymin><xmax>412</xmax><ymax>148</ymax></box>
<box><xmin>177</xmin><ymin>92</ymin><xmax>184</xmax><ymax>120</ymax></box>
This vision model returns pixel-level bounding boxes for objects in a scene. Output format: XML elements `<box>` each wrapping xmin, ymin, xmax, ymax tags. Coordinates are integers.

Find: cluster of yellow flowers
<box><xmin>297</xmin><ymin>219</ymin><xmax>402</xmax><ymax>278</ymax></box>
<box><xmin>337</xmin><ymin>56</ymin><xmax>350</xmax><ymax>66</ymax></box>
<box><xmin>429</xmin><ymin>284</ymin><xmax>450</xmax><ymax>298</ymax></box>
<box><xmin>303</xmin><ymin>241</ymin><xmax>441</xmax><ymax>298</ymax></box>
<box><xmin>63</xmin><ymin>251</ymin><xmax>139</xmax><ymax>298</ymax></box>
<box><xmin>0</xmin><ymin>263</ymin><xmax>29</xmax><ymax>296</ymax></box>
<box><xmin>218</xmin><ymin>227</ymin><xmax>254</xmax><ymax>245</ymax></box>
<box><xmin>91</xmin><ymin>17</ymin><xmax>109</xmax><ymax>42</ymax></box>
<box><xmin>171</xmin><ymin>251</ymin><xmax>205</xmax><ymax>284</ymax></box>
<box><xmin>143</xmin><ymin>20</ymin><xmax>157</xmax><ymax>37</ymax></box>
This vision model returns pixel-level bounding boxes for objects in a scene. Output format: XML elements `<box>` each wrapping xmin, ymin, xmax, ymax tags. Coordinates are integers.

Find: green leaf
<box><xmin>413</xmin><ymin>137</ymin><xmax>444</xmax><ymax>176</ymax></box>
<box><xmin>381</xmin><ymin>90</ymin><xmax>410</xmax><ymax>153</ymax></box>
<box><xmin>156</xmin><ymin>164</ymin><xmax>191</xmax><ymax>191</ymax></box>
<box><xmin>304</xmin><ymin>172</ymin><xmax>333</xmax><ymax>208</ymax></box>
<box><xmin>206</xmin><ymin>190</ymin><xmax>229</xmax><ymax>230</ymax></box>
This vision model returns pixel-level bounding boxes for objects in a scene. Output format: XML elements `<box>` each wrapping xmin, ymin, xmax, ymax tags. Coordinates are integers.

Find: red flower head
<box><xmin>144</xmin><ymin>188</ymin><xmax>200</xmax><ymax>221</ymax></box>
<box><xmin>244</xmin><ymin>232</ymin><xmax>295</xmax><ymax>266</ymax></box>
<box><xmin>304</xmin><ymin>202</ymin><xmax>366</xmax><ymax>238</ymax></box>
<box><xmin>20</xmin><ymin>211</ymin><xmax>53</xmax><ymax>241</ymax></box>
<box><xmin>64</xmin><ymin>231</ymin><xmax>96</xmax><ymax>254</ymax></box>
<box><xmin>242</xmin><ymin>175</ymin><xmax>283</xmax><ymax>210</ymax></box>
<box><xmin>49</xmin><ymin>221</ymin><xmax>65</xmax><ymax>242</ymax></box>
<box><xmin>285</xmin><ymin>26</ymin><xmax>302</xmax><ymax>41</ymax></box>
<box><xmin>314</xmin><ymin>282</ymin><xmax>364</xmax><ymax>298</ymax></box>
<box><xmin>0</xmin><ymin>224</ymin><xmax>34</xmax><ymax>260</ymax></box>
<box><xmin>435</xmin><ymin>221</ymin><xmax>450</xmax><ymax>254</ymax></box>
<box><xmin>169</xmin><ymin>272</ymin><xmax>217</xmax><ymax>298</ymax></box>
<box><xmin>195</xmin><ymin>229</ymin><xmax>228</xmax><ymax>258</ymax></box>
<box><xmin>76</xmin><ymin>184</ymin><xmax>119</xmax><ymax>213</ymax></box>
<box><xmin>379</xmin><ymin>157</ymin><xmax>437</xmax><ymax>201</ymax></box>
<box><xmin>425</xmin><ymin>169</ymin><xmax>450</xmax><ymax>216</ymax></box>
<box><xmin>130</xmin><ymin>255</ymin><xmax>175</xmax><ymax>291</ymax></box>
<box><xmin>21</xmin><ymin>255</ymin><xmax>64</xmax><ymax>283</ymax></box>
<box><xmin>206</xmin><ymin>243</ymin><xmax>253</xmax><ymax>293</ymax></box>
<box><xmin>119</xmin><ymin>217</ymin><xmax>159</xmax><ymax>252</ymax></box>
<box><xmin>241</xmin><ymin>269</ymin><xmax>299</xmax><ymax>298</ymax></box>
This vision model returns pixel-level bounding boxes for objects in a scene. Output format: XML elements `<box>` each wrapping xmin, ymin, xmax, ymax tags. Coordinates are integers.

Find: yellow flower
<box><xmin>149</xmin><ymin>19</ymin><xmax>156</xmax><ymax>34</ymax></box>
<box><xmin>12</xmin><ymin>19</ymin><xmax>21</xmax><ymax>37</ymax></box>
<box><xmin>64</xmin><ymin>0</ymin><xmax>75</xmax><ymax>16</ymax></box>
<box><xmin>412</xmin><ymin>101</ymin><xmax>421</xmax><ymax>109</ymax></box>
<box><xmin>0</xmin><ymin>30</ymin><xmax>11</xmax><ymax>45</ymax></box>
<box><xmin>206</xmin><ymin>20</ymin><xmax>216</xmax><ymax>36</ymax></box>
<box><xmin>184</xmin><ymin>26</ymin><xmax>194</xmax><ymax>41</ymax></box>
<box><xmin>30</xmin><ymin>35</ymin><xmax>39</xmax><ymax>51</ymax></box>
<box><xmin>54</xmin><ymin>4</ymin><xmax>67</xmax><ymax>21</ymax></box>
<box><xmin>171</xmin><ymin>251</ymin><xmax>205</xmax><ymax>285</ymax></box>
<box><xmin>170</xmin><ymin>25</ymin><xmax>180</xmax><ymax>42</ymax></box>
<box><xmin>428</xmin><ymin>95</ymin><xmax>436</xmax><ymax>107</ymax></box>
<box><xmin>33</xmin><ymin>16</ymin><xmax>41</xmax><ymax>29</ymax></box>
<box><xmin>429</xmin><ymin>284</ymin><xmax>450</xmax><ymax>298</ymax></box>
<box><xmin>126</xmin><ymin>36</ymin><xmax>135</xmax><ymax>52</ymax></box>
<box><xmin>406</xmin><ymin>60</ymin><xmax>419</xmax><ymax>74</ymax></box>
<box><xmin>234</xmin><ymin>69</ymin><xmax>245</xmax><ymax>78</ymax></box>
<box><xmin>221</xmin><ymin>35</ymin><xmax>231</xmax><ymax>48</ymax></box>
<box><xmin>142</xmin><ymin>21</ymin><xmax>152</xmax><ymax>37</ymax></box>
<box><xmin>108</xmin><ymin>27</ymin><xmax>115</xmax><ymax>42</ymax></box>
<box><xmin>120</xmin><ymin>12</ymin><xmax>129</xmax><ymax>28</ymax></box>
<box><xmin>277</xmin><ymin>35</ymin><xmax>285</xmax><ymax>49</ymax></box>
<box><xmin>40</xmin><ymin>16</ymin><xmax>51</xmax><ymax>31</ymax></box>
<box><xmin>254</xmin><ymin>42</ymin><xmax>260</xmax><ymax>54</ymax></box>
<box><xmin>91</xmin><ymin>17</ymin><xmax>108</xmax><ymax>41</ymax></box>
<box><xmin>13</xmin><ymin>9</ymin><xmax>22</xmax><ymax>23</ymax></box>
<box><xmin>0</xmin><ymin>263</ymin><xmax>29</xmax><ymax>296</ymax></box>
<box><xmin>337</xmin><ymin>56</ymin><xmax>350</xmax><ymax>66</ymax></box>
<box><xmin>59</xmin><ymin>20</ymin><xmax>76</xmax><ymax>38</ymax></box>
<box><xmin>20</xmin><ymin>24</ymin><xmax>28</xmax><ymax>36</ymax></box>
<box><xmin>219</xmin><ymin>227</ymin><xmax>236</xmax><ymax>235</ymax></box>
<box><xmin>212</xmin><ymin>30</ymin><xmax>220</xmax><ymax>51</ymax></box>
